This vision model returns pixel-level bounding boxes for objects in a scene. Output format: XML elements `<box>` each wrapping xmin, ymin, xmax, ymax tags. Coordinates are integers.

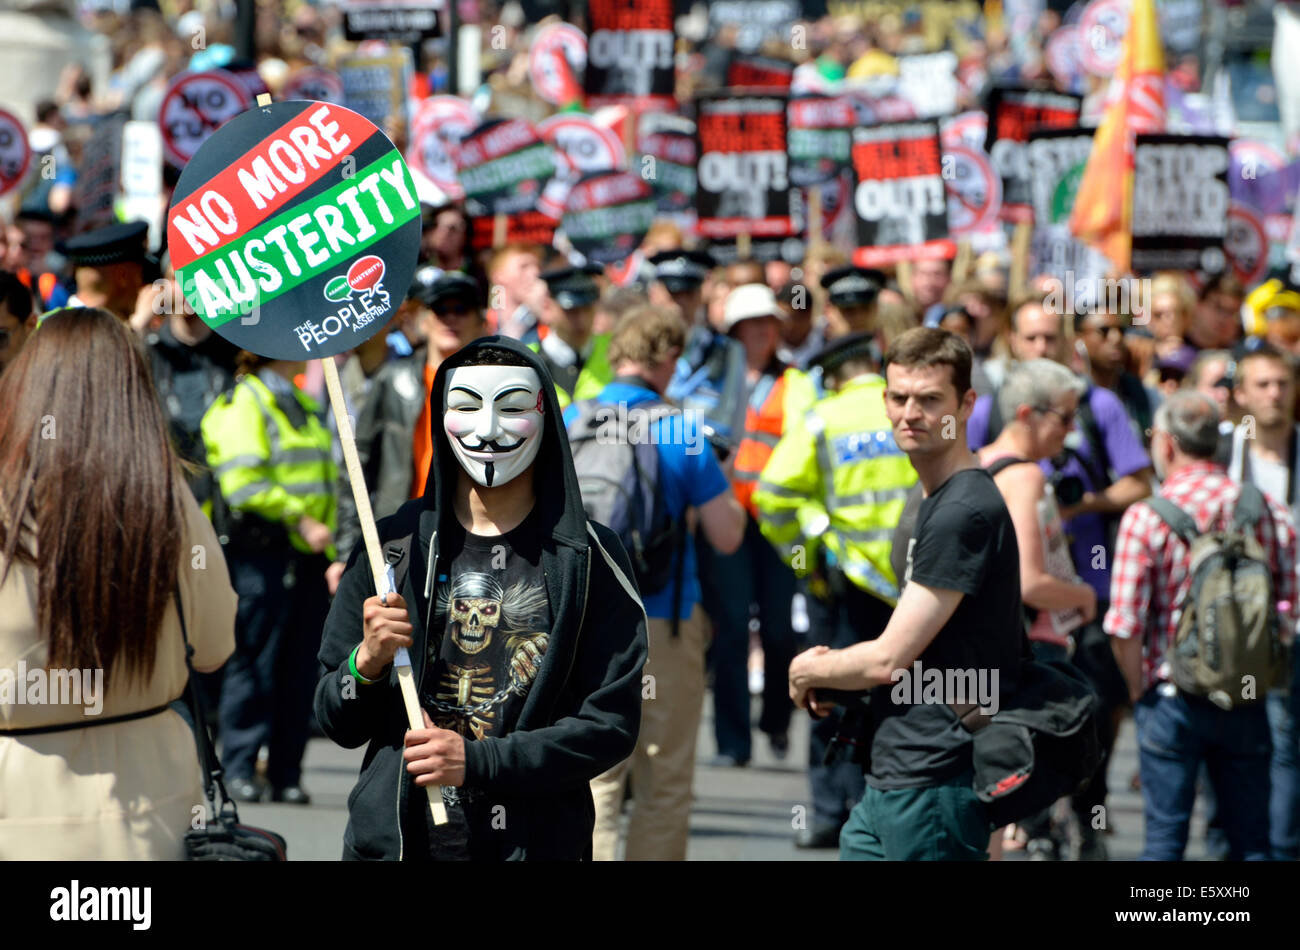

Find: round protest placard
<box><xmin>941</xmin><ymin>110</ymin><xmax>987</xmax><ymax>151</ymax></box>
<box><xmin>159</xmin><ymin>70</ymin><xmax>254</xmax><ymax>168</ymax></box>
<box><xmin>943</xmin><ymin>143</ymin><xmax>1001</xmax><ymax>236</ymax></box>
<box><xmin>455</xmin><ymin>117</ymin><xmax>557</xmax><ymax>218</ymax></box>
<box><xmin>408</xmin><ymin>96</ymin><xmax>480</xmax><ymax>199</ymax></box>
<box><xmin>1045</xmin><ymin>26</ymin><xmax>1086</xmax><ymax>92</ymax></box>
<box><xmin>1079</xmin><ymin>0</ymin><xmax>1129</xmax><ymax>77</ymax></box>
<box><xmin>167</xmin><ymin>100</ymin><xmax>421</xmax><ymax>360</ymax></box>
<box><xmin>0</xmin><ymin>108</ymin><xmax>30</xmax><ymax>196</ymax></box>
<box><xmin>538</xmin><ymin>113</ymin><xmax>625</xmax><ymax>173</ymax></box>
<box><xmin>561</xmin><ymin>169</ymin><xmax>655</xmax><ymax>264</ymax></box>
<box><xmin>637</xmin><ymin>111</ymin><xmax>696</xmax><ymax>214</ymax></box>
<box><xmin>1225</xmin><ymin>202</ymin><xmax>1269</xmax><ymax>287</ymax></box>
<box><xmin>283</xmin><ymin>67</ymin><xmax>345</xmax><ymax>105</ymax></box>
<box><xmin>529</xmin><ymin>22</ymin><xmax>587</xmax><ymax>106</ymax></box>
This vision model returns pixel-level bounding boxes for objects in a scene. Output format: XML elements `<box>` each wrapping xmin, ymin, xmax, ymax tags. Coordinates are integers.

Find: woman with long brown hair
<box><xmin>0</xmin><ymin>307</ymin><xmax>236</xmax><ymax>859</ymax></box>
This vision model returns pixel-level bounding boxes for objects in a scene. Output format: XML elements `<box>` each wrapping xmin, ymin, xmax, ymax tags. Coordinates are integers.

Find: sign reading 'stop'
<box><xmin>168</xmin><ymin>101</ymin><xmax>420</xmax><ymax>361</ymax></box>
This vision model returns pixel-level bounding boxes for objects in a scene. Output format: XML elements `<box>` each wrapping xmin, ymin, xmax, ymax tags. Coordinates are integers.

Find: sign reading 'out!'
<box><xmin>168</xmin><ymin>101</ymin><xmax>420</xmax><ymax>360</ymax></box>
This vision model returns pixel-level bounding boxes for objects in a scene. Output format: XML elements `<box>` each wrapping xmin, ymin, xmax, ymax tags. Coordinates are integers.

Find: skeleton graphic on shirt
<box><xmin>427</xmin><ymin>572</ymin><xmax>549</xmax><ymax>741</ymax></box>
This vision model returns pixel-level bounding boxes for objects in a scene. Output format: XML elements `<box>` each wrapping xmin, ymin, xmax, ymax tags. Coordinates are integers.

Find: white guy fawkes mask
<box><xmin>443</xmin><ymin>364</ymin><xmax>545</xmax><ymax>488</ymax></box>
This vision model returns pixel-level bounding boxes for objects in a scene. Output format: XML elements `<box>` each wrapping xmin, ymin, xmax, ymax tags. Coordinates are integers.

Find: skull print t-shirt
<box><xmin>415</xmin><ymin>507</ymin><xmax>551</xmax><ymax>860</ymax></box>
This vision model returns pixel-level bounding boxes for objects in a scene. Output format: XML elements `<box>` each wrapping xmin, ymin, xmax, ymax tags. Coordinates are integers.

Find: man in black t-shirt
<box><xmin>789</xmin><ymin>328</ymin><xmax>1024</xmax><ymax>861</ymax></box>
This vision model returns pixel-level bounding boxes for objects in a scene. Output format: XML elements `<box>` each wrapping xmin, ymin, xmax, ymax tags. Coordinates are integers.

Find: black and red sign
<box><xmin>168</xmin><ymin>101</ymin><xmax>421</xmax><ymax>360</ymax></box>
<box><xmin>696</xmin><ymin>94</ymin><xmax>796</xmax><ymax>241</ymax></box>
<box><xmin>787</xmin><ymin>94</ymin><xmax>857</xmax><ymax>188</ymax></box>
<box><xmin>562</xmin><ymin>169</ymin><xmax>656</xmax><ymax>264</ymax></box>
<box><xmin>637</xmin><ymin>112</ymin><xmax>696</xmax><ymax>214</ymax></box>
<box><xmin>727</xmin><ymin>54</ymin><xmax>795</xmax><ymax>91</ymax></box>
<box><xmin>469</xmin><ymin>210</ymin><xmax>558</xmax><ymax>253</ymax></box>
<box><xmin>455</xmin><ymin>118</ymin><xmax>557</xmax><ymax>218</ymax></box>
<box><xmin>850</xmin><ymin>121</ymin><xmax>953</xmax><ymax>268</ymax></box>
<box><xmin>584</xmin><ymin>0</ymin><xmax>676</xmax><ymax>110</ymax></box>
<box><xmin>984</xmin><ymin>86</ymin><xmax>1082</xmax><ymax>223</ymax></box>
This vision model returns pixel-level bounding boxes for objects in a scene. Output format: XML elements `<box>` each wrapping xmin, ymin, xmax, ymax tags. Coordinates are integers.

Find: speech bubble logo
<box><xmin>323</xmin><ymin>275</ymin><xmax>351</xmax><ymax>302</ymax></box>
<box><xmin>348</xmin><ymin>255</ymin><xmax>385</xmax><ymax>292</ymax></box>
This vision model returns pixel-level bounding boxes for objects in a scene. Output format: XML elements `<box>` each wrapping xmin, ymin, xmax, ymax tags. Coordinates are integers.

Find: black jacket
<box><xmin>315</xmin><ymin>336</ymin><xmax>648</xmax><ymax>860</ymax></box>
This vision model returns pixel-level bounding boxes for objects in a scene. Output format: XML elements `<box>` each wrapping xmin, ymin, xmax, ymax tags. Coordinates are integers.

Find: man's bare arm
<box><xmin>789</xmin><ymin>581</ymin><xmax>964</xmax><ymax>706</ymax></box>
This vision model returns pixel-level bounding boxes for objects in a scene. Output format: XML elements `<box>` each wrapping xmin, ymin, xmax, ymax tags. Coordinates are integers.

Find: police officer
<box><xmin>649</xmin><ymin>248</ymin><xmax>748</xmax><ymax>450</ymax></box>
<box><xmin>60</xmin><ymin>220</ymin><xmax>155</xmax><ymax>323</ymax></box>
<box><xmin>201</xmin><ymin>351</ymin><xmax>338</xmax><ymax>804</ymax></box>
<box><xmin>783</xmin><ymin>266</ymin><xmax>887</xmax><ymax>423</ymax></box>
<box><xmin>536</xmin><ymin>263</ymin><xmax>614</xmax><ymax>405</ymax></box>
<box><xmin>146</xmin><ymin>252</ymin><xmax>239</xmax><ymax>512</ymax></box>
<box><xmin>754</xmin><ymin>332</ymin><xmax>918</xmax><ymax>847</ymax></box>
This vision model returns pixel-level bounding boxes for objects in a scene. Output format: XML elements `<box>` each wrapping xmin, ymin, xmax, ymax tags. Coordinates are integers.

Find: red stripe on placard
<box><xmin>854</xmin><ymin>239</ymin><xmax>956</xmax><ymax>268</ymax></box>
<box><xmin>169</xmin><ymin>104</ymin><xmax>375</xmax><ymax>268</ymax></box>
<box><xmin>698</xmin><ymin>216</ymin><xmax>796</xmax><ymax>238</ymax></box>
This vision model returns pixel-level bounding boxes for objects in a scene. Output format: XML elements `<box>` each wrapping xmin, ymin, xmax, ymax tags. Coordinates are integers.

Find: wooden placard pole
<box><xmin>807</xmin><ymin>186</ymin><xmax>824</xmax><ymax>254</ymax></box>
<box><xmin>321</xmin><ymin>356</ymin><xmax>449</xmax><ymax>826</ymax></box>
<box><xmin>1009</xmin><ymin>221</ymin><xmax>1033</xmax><ymax>300</ymax></box>
<box><xmin>737</xmin><ymin>231</ymin><xmax>752</xmax><ymax>260</ymax></box>
<box><xmin>952</xmin><ymin>239</ymin><xmax>973</xmax><ymax>285</ymax></box>
<box><xmin>492</xmin><ymin>212</ymin><xmax>508</xmax><ymax>249</ymax></box>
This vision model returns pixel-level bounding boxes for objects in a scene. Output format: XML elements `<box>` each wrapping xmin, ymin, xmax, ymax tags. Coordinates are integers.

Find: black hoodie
<box><xmin>315</xmin><ymin>336</ymin><xmax>649</xmax><ymax>860</ymax></box>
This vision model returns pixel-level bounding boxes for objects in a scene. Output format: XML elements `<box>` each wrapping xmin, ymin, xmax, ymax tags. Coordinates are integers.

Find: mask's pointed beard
<box><xmin>485</xmin><ymin>460</ymin><xmax>495</xmax><ymax>486</ymax></box>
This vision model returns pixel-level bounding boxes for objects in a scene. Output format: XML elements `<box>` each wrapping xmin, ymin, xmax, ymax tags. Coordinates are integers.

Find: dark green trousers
<box><xmin>839</xmin><ymin>769</ymin><xmax>989</xmax><ymax>861</ymax></box>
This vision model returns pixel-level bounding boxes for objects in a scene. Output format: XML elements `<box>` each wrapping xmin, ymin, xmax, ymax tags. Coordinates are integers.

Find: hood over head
<box><xmin>424</xmin><ymin>335</ymin><xmax>588</xmax><ymax>549</ymax></box>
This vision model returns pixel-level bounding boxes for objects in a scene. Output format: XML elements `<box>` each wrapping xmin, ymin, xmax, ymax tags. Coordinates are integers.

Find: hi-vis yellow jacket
<box><xmin>753</xmin><ymin>373</ymin><xmax>917</xmax><ymax>606</ymax></box>
<box><xmin>201</xmin><ymin>372</ymin><xmax>338</xmax><ymax>559</ymax></box>
<box><xmin>529</xmin><ymin>333</ymin><xmax>615</xmax><ymax>411</ymax></box>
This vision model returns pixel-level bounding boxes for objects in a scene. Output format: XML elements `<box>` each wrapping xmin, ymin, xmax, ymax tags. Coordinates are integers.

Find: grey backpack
<box><xmin>1147</xmin><ymin>483</ymin><xmax>1289</xmax><ymax>709</ymax></box>
<box><xmin>566</xmin><ymin>399</ymin><xmax>681</xmax><ymax>595</ymax></box>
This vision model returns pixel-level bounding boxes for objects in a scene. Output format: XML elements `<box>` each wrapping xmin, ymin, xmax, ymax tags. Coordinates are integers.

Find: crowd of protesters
<box><xmin>1</xmin><ymin>0</ymin><xmax>1299</xmax><ymax>863</ymax></box>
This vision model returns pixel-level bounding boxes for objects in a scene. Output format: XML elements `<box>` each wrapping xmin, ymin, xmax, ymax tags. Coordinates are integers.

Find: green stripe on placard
<box><xmin>179</xmin><ymin>149</ymin><xmax>419</xmax><ymax>327</ymax></box>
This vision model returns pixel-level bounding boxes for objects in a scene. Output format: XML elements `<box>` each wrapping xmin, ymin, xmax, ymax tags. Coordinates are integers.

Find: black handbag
<box><xmin>175</xmin><ymin>586</ymin><xmax>288</xmax><ymax>861</ymax></box>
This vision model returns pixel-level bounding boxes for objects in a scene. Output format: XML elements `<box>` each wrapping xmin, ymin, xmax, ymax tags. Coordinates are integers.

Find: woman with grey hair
<box><xmin>976</xmin><ymin>358</ymin><xmax>1101</xmax><ymax>859</ymax></box>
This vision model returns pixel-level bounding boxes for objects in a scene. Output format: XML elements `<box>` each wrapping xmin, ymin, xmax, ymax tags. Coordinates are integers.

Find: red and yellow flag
<box><xmin>1068</xmin><ymin>0</ymin><xmax>1166</xmax><ymax>273</ymax></box>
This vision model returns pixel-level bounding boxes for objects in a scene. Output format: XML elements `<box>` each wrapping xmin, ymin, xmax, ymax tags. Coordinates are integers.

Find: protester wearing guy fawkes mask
<box><xmin>316</xmin><ymin>337</ymin><xmax>648</xmax><ymax>861</ymax></box>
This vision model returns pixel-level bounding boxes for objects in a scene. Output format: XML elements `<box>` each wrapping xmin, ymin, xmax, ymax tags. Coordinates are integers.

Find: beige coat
<box><xmin>0</xmin><ymin>487</ymin><xmax>236</xmax><ymax>860</ymax></box>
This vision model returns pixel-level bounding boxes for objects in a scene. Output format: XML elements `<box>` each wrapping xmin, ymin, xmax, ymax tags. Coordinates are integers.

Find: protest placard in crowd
<box><xmin>561</xmin><ymin>169</ymin><xmax>655</xmax><ymax>264</ymax></box>
<box><xmin>850</xmin><ymin>120</ymin><xmax>953</xmax><ymax>267</ymax></box>
<box><xmin>159</xmin><ymin>70</ymin><xmax>252</xmax><ymax>169</ymax></box>
<box><xmin>340</xmin><ymin>0</ymin><xmax>441</xmax><ymax>42</ymax></box>
<box><xmin>584</xmin><ymin>0</ymin><xmax>675</xmax><ymax>111</ymax></box>
<box><xmin>408</xmin><ymin>95</ymin><xmax>480</xmax><ymax>199</ymax></box>
<box><xmin>167</xmin><ymin>100</ymin><xmax>421</xmax><ymax>360</ymax></box>
<box><xmin>787</xmin><ymin>93</ymin><xmax>857</xmax><ymax>189</ymax></box>
<box><xmin>696</xmin><ymin>93</ymin><xmax>801</xmax><ymax>261</ymax></box>
<box><xmin>637</xmin><ymin>111</ymin><xmax>696</xmax><ymax>215</ymax></box>
<box><xmin>1131</xmin><ymin>132</ymin><xmax>1230</xmax><ymax>275</ymax></box>
<box><xmin>0</xmin><ymin>108</ymin><xmax>28</xmax><ymax>197</ymax></box>
<box><xmin>985</xmin><ymin>86</ymin><xmax>1082</xmax><ymax>223</ymax></box>
<box><xmin>529</xmin><ymin>22</ymin><xmax>587</xmax><ymax>106</ymax></box>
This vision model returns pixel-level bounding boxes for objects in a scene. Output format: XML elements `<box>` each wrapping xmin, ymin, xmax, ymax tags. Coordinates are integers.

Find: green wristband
<box><xmin>348</xmin><ymin>645</ymin><xmax>382</xmax><ymax>686</ymax></box>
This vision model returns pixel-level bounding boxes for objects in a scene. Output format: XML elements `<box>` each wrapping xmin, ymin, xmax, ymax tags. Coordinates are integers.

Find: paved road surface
<box><xmin>238</xmin><ymin>695</ymin><xmax>1207</xmax><ymax>860</ymax></box>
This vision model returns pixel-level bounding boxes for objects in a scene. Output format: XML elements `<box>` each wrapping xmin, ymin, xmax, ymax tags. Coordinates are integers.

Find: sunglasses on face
<box><xmin>1036</xmin><ymin>405</ymin><xmax>1076</xmax><ymax>427</ymax></box>
<box><xmin>1083</xmin><ymin>324</ymin><xmax>1125</xmax><ymax>340</ymax></box>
